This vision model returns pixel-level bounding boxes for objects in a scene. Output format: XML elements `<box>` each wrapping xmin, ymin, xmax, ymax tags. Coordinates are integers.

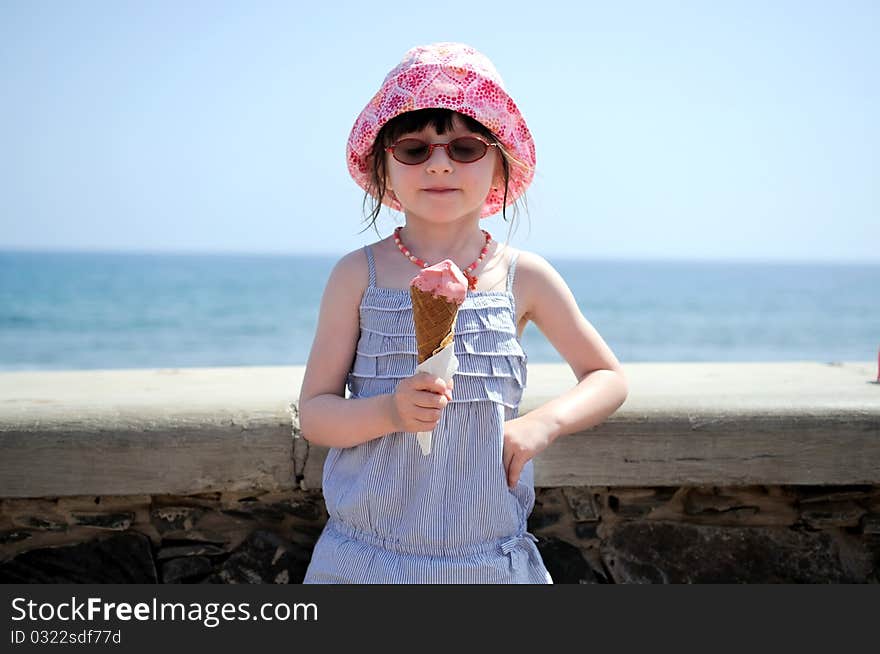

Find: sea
<box><xmin>0</xmin><ymin>250</ymin><xmax>877</xmax><ymax>371</ymax></box>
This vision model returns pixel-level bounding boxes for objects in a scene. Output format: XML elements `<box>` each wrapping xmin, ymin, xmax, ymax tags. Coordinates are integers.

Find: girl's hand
<box><xmin>502</xmin><ymin>416</ymin><xmax>554</xmax><ymax>489</ymax></box>
<box><xmin>390</xmin><ymin>373</ymin><xmax>453</xmax><ymax>434</ymax></box>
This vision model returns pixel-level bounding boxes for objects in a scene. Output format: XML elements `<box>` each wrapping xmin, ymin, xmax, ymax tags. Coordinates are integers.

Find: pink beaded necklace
<box><xmin>393</xmin><ymin>226</ymin><xmax>492</xmax><ymax>291</ymax></box>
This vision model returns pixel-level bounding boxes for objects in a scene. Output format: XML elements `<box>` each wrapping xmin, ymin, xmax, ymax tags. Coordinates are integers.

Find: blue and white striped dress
<box><xmin>303</xmin><ymin>245</ymin><xmax>552</xmax><ymax>584</ymax></box>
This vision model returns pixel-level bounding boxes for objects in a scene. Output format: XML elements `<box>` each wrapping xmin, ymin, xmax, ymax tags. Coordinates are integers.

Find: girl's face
<box><xmin>384</xmin><ymin>117</ymin><xmax>501</xmax><ymax>224</ymax></box>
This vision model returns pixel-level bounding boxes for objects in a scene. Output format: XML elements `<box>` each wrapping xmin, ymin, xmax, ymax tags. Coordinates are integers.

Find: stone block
<box><xmin>799</xmin><ymin>501</ymin><xmax>865</xmax><ymax>529</ymax></box>
<box><xmin>161</xmin><ymin>556</ymin><xmax>215</xmax><ymax>583</ymax></box>
<box><xmin>530</xmin><ymin>488</ymin><xmax>566</xmax><ymax>529</ymax></box>
<box><xmin>796</xmin><ymin>485</ymin><xmax>877</xmax><ymax>505</ymax></box>
<box><xmin>15</xmin><ymin>516</ymin><xmax>67</xmax><ymax>532</ymax></box>
<box><xmin>684</xmin><ymin>487</ymin><xmax>752</xmax><ymax>514</ymax></box>
<box><xmin>529</xmin><ymin>510</ymin><xmax>561</xmax><ymax>529</ymax></box>
<box><xmin>205</xmin><ymin>529</ymin><xmax>310</xmax><ymax>584</ymax></box>
<box><xmin>860</xmin><ymin>514</ymin><xmax>880</xmax><ymax>535</ymax></box>
<box><xmin>56</xmin><ymin>495</ymin><xmax>152</xmax><ymax>511</ymax></box>
<box><xmin>219</xmin><ymin>490</ymin><xmax>325</xmax><ymax>522</ymax></box>
<box><xmin>678</xmin><ymin>486</ymin><xmax>798</xmax><ymax>527</ymax></box>
<box><xmin>536</xmin><ymin>537</ymin><xmax>599</xmax><ymax>584</ymax></box>
<box><xmin>220</xmin><ymin>503</ymin><xmax>287</xmax><ymax>522</ymax></box>
<box><xmin>156</xmin><ymin>543</ymin><xmax>228</xmax><ymax>560</ymax></box>
<box><xmin>562</xmin><ymin>487</ymin><xmax>600</xmax><ymax>522</ymax></box>
<box><xmin>3</xmin><ymin>499</ymin><xmax>68</xmax><ymax>533</ymax></box>
<box><xmin>601</xmin><ymin>520</ymin><xmax>872</xmax><ymax>583</ymax></box>
<box><xmin>70</xmin><ymin>512</ymin><xmax>134</xmax><ymax>530</ymax></box>
<box><xmin>0</xmin><ymin>533</ymin><xmax>157</xmax><ymax>583</ymax></box>
<box><xmin>0</xmin><ymin>530</ymin><xmax>31</xmax><ymax>545</ymax></box>
<box><xmin>605</xmin><ymin>487</ymin><xmax>678</xmax><ymax>519</ymax></box>
<box><xmin>151</xmin><ymin>506</ymin><xmax>207</xmax><ymax>535</ymax></box>
<box><xmin>575</xmin><ymin>522</ymin><xmax>599</xmax><ymax>540</ymax></box>
<box><xmin>276</xmin><ymin>497</ymin><xmax>325</xmax><ymax>522</ymax></box>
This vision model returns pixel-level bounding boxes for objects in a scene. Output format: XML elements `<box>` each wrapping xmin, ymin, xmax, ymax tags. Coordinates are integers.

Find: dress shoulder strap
<box><xmin>506</xmin><ymin>250</ymin><xmax>520</xmax><ymax>293</ymax></box>
<box><xmin>363</xmin><ymin>245</ymin><xmax>376</xmax><ymax>288</ymax></box>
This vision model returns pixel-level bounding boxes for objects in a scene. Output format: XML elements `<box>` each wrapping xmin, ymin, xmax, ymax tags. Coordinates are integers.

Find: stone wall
<box><xmin>2</xmin><ymin>363</ymin><xmax>877</xmax><ymax>583</ymax></box>
<box><xmin>2</xmin><ymin>484</ymin><xmax>878</xmax><ymax>583</ymax></box>
<box><xmin>535</xmin><ymin>484</ymin><xmax>879</xmax><ymax>583</ymax></box>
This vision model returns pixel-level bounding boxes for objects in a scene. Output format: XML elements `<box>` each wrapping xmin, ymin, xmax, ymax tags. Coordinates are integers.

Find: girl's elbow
<box><xmin>614</xmin><ymin>369</ymin><xmax>629</xmax><ymax>407</ymax></box>
<box><xmin>297</xmin><ymin>399</ymin><xmax>320</xmax><ymax>444</ymax></box>
<box><xmin>300</xmin><ymin>423</ymin><xmax>329</xmax><ymax>447</ymax></box>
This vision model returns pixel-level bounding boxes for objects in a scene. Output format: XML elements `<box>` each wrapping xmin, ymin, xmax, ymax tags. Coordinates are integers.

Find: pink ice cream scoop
<box><xmin>410</xmin><ymin>259</ymin><xmax>468</xmax><ymax>305</ymax></box>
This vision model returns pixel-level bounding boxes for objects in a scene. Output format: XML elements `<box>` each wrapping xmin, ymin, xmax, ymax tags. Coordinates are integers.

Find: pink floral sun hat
<box><xmin>347</xmin><ymin>42</ymin><xmax>536</xmax><ymax>218</ymax></box>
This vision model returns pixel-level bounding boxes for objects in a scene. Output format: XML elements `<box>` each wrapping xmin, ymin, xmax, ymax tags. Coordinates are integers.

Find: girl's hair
<box><xmin>359</xmin><ymin>109</ymin><xmax>528</xmax><ymax>244</ymax></box>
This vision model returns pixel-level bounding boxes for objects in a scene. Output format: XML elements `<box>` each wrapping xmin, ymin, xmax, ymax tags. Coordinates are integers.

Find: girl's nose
<box><xmin>425</xmin><ymin>145</ymin><xmax>453</xmax><ymax>173</ymax></box>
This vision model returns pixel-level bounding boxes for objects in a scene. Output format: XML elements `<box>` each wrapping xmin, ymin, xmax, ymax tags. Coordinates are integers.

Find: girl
<box><xmin>298</xmin><ymin>43</ymin><xmax>628</xmax><ymax>583</ymax></box>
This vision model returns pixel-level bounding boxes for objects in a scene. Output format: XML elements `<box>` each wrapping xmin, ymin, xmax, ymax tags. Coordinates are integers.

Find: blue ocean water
<box><xmin>0</xmin><ymin>250</ymin><xmax>877</xmax><ymax>371</ymax></box>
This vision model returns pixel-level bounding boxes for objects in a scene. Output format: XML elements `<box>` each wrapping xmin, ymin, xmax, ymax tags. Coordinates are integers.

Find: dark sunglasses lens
<box><xmin>448</xmin><ymin>137</ymin><xmax>487</xmax><ymax>162</ymax></box>
<box><xmin>393</xmin><ymin>139</ymin><xmax>430</xmax><ymax>164</ymax></box>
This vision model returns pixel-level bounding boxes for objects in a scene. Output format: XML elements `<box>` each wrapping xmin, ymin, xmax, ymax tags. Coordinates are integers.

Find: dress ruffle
<box><xmin>348</xmin><ymin>287</ymin><xmax>527</xmax><ymax>409</ymax></box>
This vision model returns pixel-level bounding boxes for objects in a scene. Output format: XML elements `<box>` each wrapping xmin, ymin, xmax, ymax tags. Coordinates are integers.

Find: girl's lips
<box><xmin>422</xmin><ymin>188</ymin><xmax>458</xmax><ymax>193</ymax></box>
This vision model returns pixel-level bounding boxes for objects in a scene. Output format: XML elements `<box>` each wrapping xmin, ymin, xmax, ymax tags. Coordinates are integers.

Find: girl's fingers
<box><xmin>507</xmin><ymin>457</ymin><xmax>523</xmax><ymax>489</ymax></box>
<box><xmin>413</xmin><ymin>411</ymin><xmax>441</xmax><ymax>427</ymax></box>
<box><xmin>501</xmin><ymin>444</ymin><xmax>520</xmax><ymax>488</ymax></box>
<box><xmin>412</xmin><ymin>373</ymin><xmax>449</xmax><ymax>395</ymax></box>
<box><xmin>414</xmin><ymin>391</ymin><xmax>447</xmax><ymax>409</ymax></box>
<box><xmin>419</xmin><ymin>407</ymin><xmax>442</xmax><ymax>420</ymax></box>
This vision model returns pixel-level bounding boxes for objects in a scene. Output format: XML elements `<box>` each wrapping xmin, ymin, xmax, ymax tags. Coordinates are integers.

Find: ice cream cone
<box><xmin>408</xmin><ymin>259</ymin><xmax>468</xmax><ymax>456</ymax></box>
<box><xmin>410</xmin><ymin>286</ymin><xmax>459</xmax><ymax>363</ymax></box>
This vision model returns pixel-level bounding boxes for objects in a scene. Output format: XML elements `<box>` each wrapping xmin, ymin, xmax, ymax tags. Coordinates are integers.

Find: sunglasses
<box><xmin>385</xmin><ymin>136</ymin><xmax>497</xmax><ymax>165</ymax></box>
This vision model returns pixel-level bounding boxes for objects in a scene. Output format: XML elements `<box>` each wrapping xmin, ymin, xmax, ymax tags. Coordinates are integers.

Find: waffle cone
<box><xmin>410</xmin><ymin>286</ymin><xmax>460</xmax><ymax>363</ymax></box>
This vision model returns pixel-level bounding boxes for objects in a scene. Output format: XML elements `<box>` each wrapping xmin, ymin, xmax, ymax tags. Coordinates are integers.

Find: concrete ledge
<box><xmin>1</xmin><ymin>362</ymin><xmax>878</xmax><ymax>497</ymax></box>
<box><xmin>0</xmin><ymin>367</ymin><xmax>302</xmax><ymax>498</ymax></box>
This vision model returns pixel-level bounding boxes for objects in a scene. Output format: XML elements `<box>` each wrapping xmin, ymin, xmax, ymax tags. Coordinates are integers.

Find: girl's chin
<box><xmin>402</xmin><ymin>202</ymin><xmax>485</xmax><ymax>222</ymax></box>
<box><xmin>404</xmin><ymin>210</ymin><xmax>483</xmax><ymax>224</ymax></box>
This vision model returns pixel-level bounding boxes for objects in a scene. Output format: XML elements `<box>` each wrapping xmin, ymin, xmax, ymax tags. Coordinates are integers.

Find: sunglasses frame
<box><xmin>385</xmin><ymin>135</ymin><xmax>497</xmax><ymax>165</ymax></box>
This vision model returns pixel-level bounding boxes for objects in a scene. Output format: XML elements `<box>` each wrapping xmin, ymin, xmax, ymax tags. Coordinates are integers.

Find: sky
<box><xmin>1</xmin><ymin>0</ymin><xmax>877</xmax><ymax>262</ymax></box>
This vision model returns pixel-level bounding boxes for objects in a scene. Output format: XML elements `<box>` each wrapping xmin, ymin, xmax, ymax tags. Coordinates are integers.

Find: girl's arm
<box><xmin>503</xmin><ymin>251</ymin><xmax>629</xmax><ymax>486</ymax></box>
<box><xmin>298</xmin><ymin>250</ymin><xmax>450</xmax><ymax>448</ymax></box>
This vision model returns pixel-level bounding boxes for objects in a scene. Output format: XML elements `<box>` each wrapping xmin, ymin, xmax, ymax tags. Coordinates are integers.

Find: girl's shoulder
<box><xmin>327</xmin><ymin>237</ymin><xmax>397</xmax><ymax>291</ymax></box>
<box><xmin>333</xmin><ymin>244</ymin><xmax>372</xmax><ymax>275</ymax></box>
<box><xmin>323</xmin><ymin>246</ymin><xmax>372</xmax><ymax>303</ymax></box>
<box><xmin>507</xmin><ymin>248</ymin><xmax>560</xmax><ymax>288</ymax></box>
<box><xmin>505</xmin><ymin>248</ymin><xmax>572</xmax><ymax>318</ymax></box>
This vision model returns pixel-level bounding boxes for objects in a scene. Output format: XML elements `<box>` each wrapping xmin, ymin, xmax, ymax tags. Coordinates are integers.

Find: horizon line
<box><xmin>1</xmin><ymin>245</ymin><xmax>879</xmax><ymax>267</ymax></box>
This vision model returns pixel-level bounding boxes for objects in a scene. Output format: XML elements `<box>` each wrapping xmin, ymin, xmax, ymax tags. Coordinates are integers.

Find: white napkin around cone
<box><xmin>413</xmin><ymin>340</ymin><xmax>458</xmax><ymax>455</ymax></box>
